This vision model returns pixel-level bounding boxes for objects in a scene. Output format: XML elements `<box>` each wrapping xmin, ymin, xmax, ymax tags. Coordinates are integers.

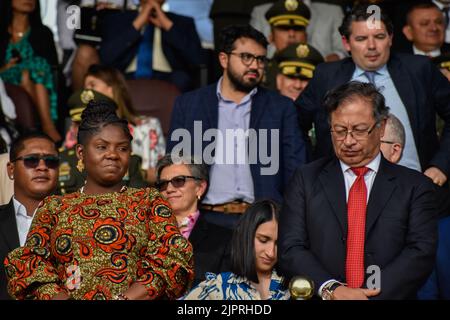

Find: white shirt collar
<box><xmin>339</xmin><ymin>152</ymin><xmax>381</xmax><ymax>175</ymax></box>
<box><xmin>13</xmin><ymin>197</ymin><xmax>36</xmax><ymax>219</ymax></box>
<box><xmin>413</xmin><ymin>45</ymin><xmax>441</xmax><ymax>57</ymax></box>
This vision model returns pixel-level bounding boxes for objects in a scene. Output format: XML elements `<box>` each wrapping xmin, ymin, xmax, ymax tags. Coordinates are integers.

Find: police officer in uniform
<box><xmin>275</xmin><ymin>42</ymin><xmax>323</xmax><ymax>101</ymax></box>
<box><xmin>263</xmin><ymin>0</ymin><xmax>311</xmax><ymax>90</ymax></box>
<box><xmin>57</xmin><ymin>89</ymin><xmax>148</xmax><ymax>195</ymax></box>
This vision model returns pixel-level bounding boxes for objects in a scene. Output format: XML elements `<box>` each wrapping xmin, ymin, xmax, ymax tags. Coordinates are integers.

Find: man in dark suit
<box><xmin>402</xmin><ymin>2</ymin><xmax>450</xmax><ymax>57</ymax></box>
<box><xmin>167</xmin><ymin>25</ymin><xmax>306</xmax><ymax>229</ymax></box>
<box><xmin>296</xmin><ymin>3</ymin><xmax>450</xmax><ymax>190</ymax></box>
<box><xmin>0</xmin><ymin>132</ymin><xmax>59</xmax><ymax>299</ymax></box>
<box><xmin>98</xmin><ymin>0</ymin><xmax>204</xmax><ymax>92</ymax></box>
<box><xmin>279</xmin><ymin>81</ymin><xmax>437</xmax><ymax>300</ymax></box>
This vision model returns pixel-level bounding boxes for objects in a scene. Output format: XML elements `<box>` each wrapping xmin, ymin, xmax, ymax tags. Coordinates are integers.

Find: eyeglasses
<box><xmin>12</xmin><ymin>154</ymin><xmax>60</xmax><ymax>169</ymax></box>
<box><xmin>228</xmin><ymin>52</ymin><xmax>268</xmax><ymax>67</ymax></box>
<box><xmin>331</xmin><ymin>122</ymin><xmax>379</xmax><ymax>141</ymax></box>
<box><xmin>156</xmin><ymin>175</ymin><xmax>201</xmax><ymax>191</ymax></box>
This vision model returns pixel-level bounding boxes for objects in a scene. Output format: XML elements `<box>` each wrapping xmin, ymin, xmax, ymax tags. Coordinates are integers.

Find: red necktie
<box><xmin>346</xmin><ymin>166</ymin><xmax>369</xmax><ymax>288</ymax></box>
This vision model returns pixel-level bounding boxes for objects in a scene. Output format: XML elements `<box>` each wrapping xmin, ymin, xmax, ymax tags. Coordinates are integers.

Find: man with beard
<box><xmin>167</xmin><ymin>25</ymin><xmax>306</xmax><ymax>229</ymax></box>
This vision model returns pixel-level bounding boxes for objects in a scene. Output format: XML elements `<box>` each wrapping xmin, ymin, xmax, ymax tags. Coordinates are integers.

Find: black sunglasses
<box><xmin>12</xmin><ymin>154</ymin><xmax>60</xmax><ymax>169</ymax></box>
<box><xmin>156</xmin><ymin>175</ymin><xmax>201</xmax><ymax>191</ymax></box>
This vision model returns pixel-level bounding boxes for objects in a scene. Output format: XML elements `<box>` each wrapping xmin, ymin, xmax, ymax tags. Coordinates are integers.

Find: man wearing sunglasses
<box><xmin>0</xmin><ymin>132</ymin><xmax>59</xmax><ymax>299</ymax></box>
<box><xmin>167</xmin><ymin>25</ymin><xmax>306</xmax><ymax>229</ymax></box>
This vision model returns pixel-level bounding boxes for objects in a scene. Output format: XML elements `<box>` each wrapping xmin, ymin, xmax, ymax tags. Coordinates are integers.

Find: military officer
<box><xmin>275</xmin><ymin>42</ymin><xmax>324</xmax><ymax>101</ymax></box>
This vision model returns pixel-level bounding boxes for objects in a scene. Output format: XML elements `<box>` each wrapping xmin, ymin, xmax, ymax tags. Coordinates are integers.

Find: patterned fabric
<box><xmin>0</xmin><ymin>30</ymin><xmax>58</xmax><ymax>120</ymax></box>
<box><xmin>129</xmin><ymin>116</ymin><xmax>166</xmax><ymax>170</ymax></box>
<box><xmin>346</xmin><ymin>166</ymin><xmax>369</xmax><ymax>288</ymax></box>
<box><xmin>182</xmin><ymin>271</ymin><xmax>289</xmax><ymax>300</ymax></box>
<box><xmin>178</xmin><ymin>211</ymin><xmax>200</xmax><ymax>239</ymax></box>
<box><xmin>4</xmin><ymin>187</ymin><xmax>194</xmax><ymax>300</ymax></box>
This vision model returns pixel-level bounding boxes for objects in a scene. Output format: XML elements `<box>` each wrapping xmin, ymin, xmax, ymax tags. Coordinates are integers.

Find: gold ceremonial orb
<box><xmin>289</xmin><ymin>276</ymin><xmax>314</xmax><ymax>300</ymax></box>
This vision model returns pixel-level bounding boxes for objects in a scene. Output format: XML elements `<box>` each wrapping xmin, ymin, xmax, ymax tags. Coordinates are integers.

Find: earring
<box><xmin>197</xmin><ymin>195</ymin><xmax>201</xmax><ymax>200</ymax></box>
<box><xmin>9</xmin><ymin>175</ymin><xmax>13</xmax><ymax>180</ymax></box>
<box><xmin>76</xmin><ymin>159</ymin><xmax>84</xmax><ymax>172</ymax></box>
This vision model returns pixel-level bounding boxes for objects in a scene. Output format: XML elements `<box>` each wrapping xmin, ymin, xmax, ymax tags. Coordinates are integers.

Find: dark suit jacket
<box><xmin>99</xmin><ymin>11</ymin><xmax>204</xmax><ymax>91</ymax></box>
<box><xmin>166</xmin><ymin>83</ymin><xmax>307</xmax><ymax>204</ymax></box>
<box><xmin>279</xmin><ymin>156</ymin><xmax>438</xmax><ymax>299</ymax></box>
<box><xmin>189</xmin><ymin>213</ymin><xmax>232</xmax><ymax>286</ymax></box>
<box><xmin>296</xmin><ymin>53</ymin><xmax>450</xmax><ymax>176</ymax></box>
<box><xmin>417</xmin><ymin>216</ymin><xmax>450</xmax><ymax>300</ymax></box>
<box><xmin>0</xmin><ymin>200</ymin><xmax>20</xmax><ymax>300</ymax></box>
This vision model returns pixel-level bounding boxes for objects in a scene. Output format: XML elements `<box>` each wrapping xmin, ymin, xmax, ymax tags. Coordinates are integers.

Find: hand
<box><xmin>145</xmin><ymin>0</ymin><xmax>173</xmax><ymax>31</ymax></box>
<box><xmin>332</xmin><ymin>286</ymin><xmax>381</xmax><ymax>300</ymax></box>
<box><xmin>52</xmin><ymin>292</ymin><xmax>71</xmax><ymax>300</ymax></box>
<box><xmin>424</xmin><ymin>167</ymin><xmax>447</xmax><ymax>186</ymax></box>
<box><xmin>0</xmin><ymin>57</ymin><xmax>19</xmax><ymax>73</ymax></box>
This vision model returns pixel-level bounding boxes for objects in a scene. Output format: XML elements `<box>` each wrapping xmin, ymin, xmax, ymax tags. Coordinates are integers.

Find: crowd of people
<box><xmin>0</xmin><ymin>0</ymin><xmax>450</xmax><ymax>300</ymax></box>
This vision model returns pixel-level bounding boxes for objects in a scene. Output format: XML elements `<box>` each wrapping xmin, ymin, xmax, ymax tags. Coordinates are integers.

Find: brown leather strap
<box><xmin>200</xmin><ymin>201</ymin><xmax>251</xmax><ymax>215</ymax></box>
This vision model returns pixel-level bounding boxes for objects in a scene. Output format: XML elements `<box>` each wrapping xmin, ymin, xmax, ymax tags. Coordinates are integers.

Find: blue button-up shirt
<box><xmin>203</xmin><ymin>77</ymin><xmax>256</xmax><ymax>204</ymax></box>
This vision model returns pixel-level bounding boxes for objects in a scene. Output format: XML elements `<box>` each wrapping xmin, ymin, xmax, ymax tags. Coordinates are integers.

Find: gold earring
<box><xmin>76</xmin><ymin>159</ymin><xmax>84</xmax><ymax>172</ymax></box>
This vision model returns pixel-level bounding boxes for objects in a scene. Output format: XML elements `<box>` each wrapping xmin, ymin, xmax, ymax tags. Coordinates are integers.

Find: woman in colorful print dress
<box><xmin>4</xmin><ymin>100</ymin><xmax>193</xmax><ymax>300</ymax></box>
<box><xmin>81</xmin><ymin>64</ymin><xmax>165</xmax><ymax>185</ymax></box>
<box><xmin>183</xmin><ymin>200</ymin><xmax>289</xmax><ymax>300</ymax></box>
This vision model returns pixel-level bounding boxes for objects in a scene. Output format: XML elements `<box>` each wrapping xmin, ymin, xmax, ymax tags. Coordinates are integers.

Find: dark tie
<box><xmin>346</xmin><ymin>166</ymin><xmax>369</xmax><ymax>288</ymax></box>
<box><xmin>363</xmin><ymin>71</ymin><xmax>376</xmax><ymax>85</ymax></box>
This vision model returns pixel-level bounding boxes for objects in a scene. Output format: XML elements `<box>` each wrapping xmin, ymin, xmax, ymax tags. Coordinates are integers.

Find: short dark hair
<box><xmin>77</xmin><ymin>99</ymin><xmax>132</xmax><ymax>145</ymax></box>
<box><xmin>405</xmin><ymin>3</ymin><xmax>441</xmax><ymax>25</ymax></box>
<box><xmin>230</xmin><ymin>199</ymin><xmax>279</xmax><ymax>283</ymax></box>
<box><xmin>323</xmin><ymin>81</ymin><xmax>390</xmax><ymax>124</ymax></box>
<box><xmin>218</xmin><ymin>24</ymin><xmax>269</xmax><ymax>54</ymax></box>
<box><xmin>339</xmin><ymin>4</ymin><xmax>394</xmax><ymax>39</ymax></box>
<box><xmin>9</xmin><ymin>131</ymin><xmax>57</xmax><ymax>161</ymax></box>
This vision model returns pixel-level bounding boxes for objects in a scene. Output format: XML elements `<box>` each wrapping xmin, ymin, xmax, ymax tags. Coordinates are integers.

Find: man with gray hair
<box><xmin>380</xmin><ymin>113</ymin><xmax>405</xmax><ymax>164</ymax></box>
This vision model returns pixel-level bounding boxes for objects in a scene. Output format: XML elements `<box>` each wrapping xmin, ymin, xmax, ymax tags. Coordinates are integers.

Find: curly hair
<box><xmin>77</xmin><ymin>100</ymin><xmax>132</xmax><ymax>145</ymax></box>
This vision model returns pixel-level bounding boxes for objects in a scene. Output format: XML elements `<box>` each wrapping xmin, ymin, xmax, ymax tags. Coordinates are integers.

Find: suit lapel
<box><xmin>387</xmin><ymin>55</ymin><xmax>419</xmax><ymax>143</ymax></box>
<box><xmin>0</xmin><ymin>200</ymin><xmax>20</xmax><ymax>251</ymax></box>
<box><xmin>319</xmin><ymin>159</ymin><xmax>348</xmax><ymax>234</ymax></box>
<box><xmin>188</xmin><ymin>214</ymin><xmax>208</xmax><ymax>247</ymax></box>
<box><xmin>339</xmin><ymin>58</ymin><xmax>357</xmax><ymax>84</ymax></box>
<box><xmin>365</xmin><ymin>157</ymin><xmax>397</xmax><ymax>237</ymax></box>
<box><xmin>249</xmin><ymin>88</ymin><xmax>266</xmax><ymax>129</ymax></box>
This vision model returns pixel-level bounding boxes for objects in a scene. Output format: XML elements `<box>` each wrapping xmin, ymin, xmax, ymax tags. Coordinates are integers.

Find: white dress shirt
<box><xmin>319</xmin><ymin>153</ymin><xmax>381</xmax><ymax>296</ymax></box>
<box><xmin>13</xmin><ymin>198</ymin><xmax>37</xmax><ymax>246</ymax></box>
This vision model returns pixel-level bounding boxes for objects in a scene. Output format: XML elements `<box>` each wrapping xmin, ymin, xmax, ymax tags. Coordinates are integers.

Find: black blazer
<box><xmin>188</xmin><ymin>213</ymin><xmax>232</xmax><ymax>286</ymax></box>
<box><xmin>99</xmin><ymin>11</ymin><xmax>204</xmax><ymax>90</ymax></box>
<box><xmin>279</xmin><ymin>156</ymin><xmax>438</xmax><ymax>299</ymax></box>
<box><xmin>0</xmin><ymin>200</ymin><xmax>20</xmax><ymax>300</ymax></box>
<box><xmin>296</xmin><ymin>53</ymin><xmax>450</xmax><ymax>176</ymax></box>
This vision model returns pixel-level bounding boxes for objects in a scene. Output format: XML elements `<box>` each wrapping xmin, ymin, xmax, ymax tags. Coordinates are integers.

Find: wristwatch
<box><xmin>321</xmin><ymin>281</ymin><xmax>343</xmax><ymax>300</ymax></box>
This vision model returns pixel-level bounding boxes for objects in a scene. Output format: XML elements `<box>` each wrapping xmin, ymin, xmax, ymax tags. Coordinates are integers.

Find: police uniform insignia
<box><xmin>80</xmin><ymin>89</ymin><xmax>95</xmax><ymax>104</ymax></box>
<box><xmin>296</xmin><ymin>44</ymin><xmax>310</xmax><ymax>58</ymax></box>
<box><xmin>285</xmin><ymin>0</ymin><xmax>299</xmax><ymax>11</ymax></box>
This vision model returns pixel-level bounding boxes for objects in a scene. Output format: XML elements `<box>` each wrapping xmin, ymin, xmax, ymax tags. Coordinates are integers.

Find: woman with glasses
<box><xmin>183</xmin><ymin>199</ymin><xmax>289</xmax><ymax>300</ymax></box>
<box><xmin>156</xmin><ymin>154</ymin><xmax>232</xmax><ymax>285</ymax></box>
<box><xmin>4</xmin><ymin>100</ymin><xmax>193</xmax><ymax>300</ymax></box>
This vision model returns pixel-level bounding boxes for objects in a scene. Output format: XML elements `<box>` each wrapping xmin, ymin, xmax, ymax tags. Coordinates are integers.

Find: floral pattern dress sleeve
<box><xmin>134</xmin><ymin>188</ymin><xmax>194</xmax><ymax>299</ymax></box>
<box><xmin>4</xmin><ymin>196</ymin><xmax>67</xmax><ymax>299</ymax></box>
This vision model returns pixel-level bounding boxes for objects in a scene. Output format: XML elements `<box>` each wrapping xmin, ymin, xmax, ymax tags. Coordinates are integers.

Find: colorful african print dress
<box><xmin>183</xmin><ymin>271</ymin><xmax>289</xmax><ymax>300</ymax></box>
<box><xmin>4</xmin><ymin>187</ymin><xmax>194</xmax><ymax>300</ymax></box>
<box><xmin>0</xmin><ymin>30</ymin><xmax>58</xmax><ymax>120</ymax></box>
